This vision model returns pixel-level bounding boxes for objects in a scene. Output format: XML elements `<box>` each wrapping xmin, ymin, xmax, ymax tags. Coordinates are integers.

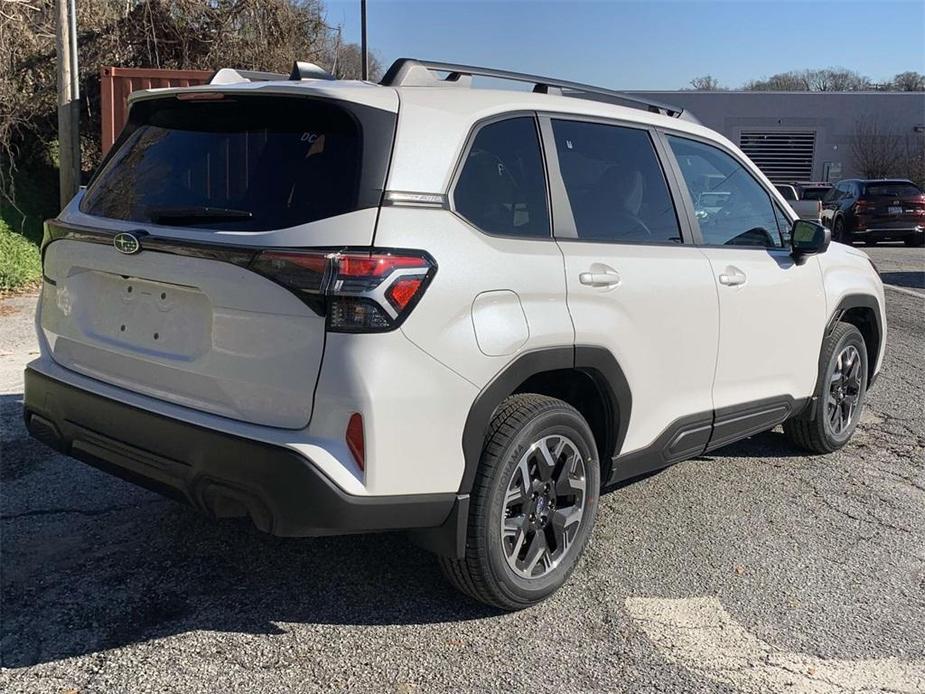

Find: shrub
<box><xmin>0</xmin><ymin>220</ymin><xmax>42</xmax><ymax>292</ymax></box>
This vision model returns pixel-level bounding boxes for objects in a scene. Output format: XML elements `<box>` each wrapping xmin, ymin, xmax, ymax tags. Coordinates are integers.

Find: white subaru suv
<box><xmin>25</xmin><ymin>59</ymin><xmax>886</xmax><ymax>610</ymax></box>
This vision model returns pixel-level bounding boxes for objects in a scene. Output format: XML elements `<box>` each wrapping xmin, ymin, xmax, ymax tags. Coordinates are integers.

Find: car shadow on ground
<box><xmin>0</xmin><ymin>393</ymin><xmax>498</xmax><ymax>669</ymax></box>
<box><xmin>879</xmin><ymin>270</ymin><xmax>924</xmax><ymax>290</ymax></box>
<box><xmin>704</xmin><ymin>429</ymin><xmax>809</xmax><ymax>459</ymax></box>
<box><xmin>0</xmin><ymin>393</ymin><xmax>815</xmax><ymax>669</ymax></box>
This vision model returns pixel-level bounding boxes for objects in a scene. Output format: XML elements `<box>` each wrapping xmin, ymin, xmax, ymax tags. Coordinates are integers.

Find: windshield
<box><xmin>82</xmin><ymin>96</ymin><xmax>367</xmax><ymax>230</ymax></box>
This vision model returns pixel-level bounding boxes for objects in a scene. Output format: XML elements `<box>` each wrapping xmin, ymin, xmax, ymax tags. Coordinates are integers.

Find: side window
<box><xmin>454</xmin><ymin>117</ymin><xmax>550</xmax><ymax>238</ymax></box>
<box><xmin>552</xmin><ymin>119</ymin><xmax>682</xmax><ymax>243</ymax></box>
<box><xmin>667</xmin><ymin>136</ymin><xmax>784</xmax><ymax>248</ymax></box>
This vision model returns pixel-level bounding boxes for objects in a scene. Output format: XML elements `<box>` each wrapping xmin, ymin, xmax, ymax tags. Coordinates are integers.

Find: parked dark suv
<box><xmin>821</xmin><ymin>179</ymin><xmax>925</xmax><ymax>247</ymax></box>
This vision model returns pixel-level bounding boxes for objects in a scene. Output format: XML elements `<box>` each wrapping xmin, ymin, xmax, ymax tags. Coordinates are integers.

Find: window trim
<box><xmin>537</xmin><ymin>111</ymin><xmax>694</xmax><ymax>247</ymax></box>
<box><xmin>447</xmin><ymin>111</ymin><xmax>554</xmax><ymax>242</ymax></box>
<box><xmin>656</xmin><ymin>129</ymin><xmax>793</xmax><ymax>251</ymax></box>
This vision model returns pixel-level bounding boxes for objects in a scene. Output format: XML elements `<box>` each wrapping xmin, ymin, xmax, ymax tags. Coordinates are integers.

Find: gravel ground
<box><xmin>1</xmin><ymin>246</ymin><xmax>923</xmax><ymax>693</ymax></box>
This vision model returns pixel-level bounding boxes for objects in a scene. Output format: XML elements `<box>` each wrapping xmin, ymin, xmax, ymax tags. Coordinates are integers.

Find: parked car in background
<box><xmin>821</xmin><ymin>179</ymin><xmax>925</xmax><ymax>247</ymax></box>
<box><xmin>775</xmin><ymin>183</ymin><xmax>822</xmax><ymax>222</ymax></box>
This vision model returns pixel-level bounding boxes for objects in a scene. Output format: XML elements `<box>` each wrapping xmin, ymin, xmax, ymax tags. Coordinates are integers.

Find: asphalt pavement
<box><xmin>1</xmin><ymin>246</ymin><xmax>923</xmax><ymax>693</ymax></box>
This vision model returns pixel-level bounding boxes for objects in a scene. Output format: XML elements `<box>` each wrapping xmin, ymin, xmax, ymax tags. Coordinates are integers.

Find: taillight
<box><xmin>249</xmin><ymin>248</ymin><xmax>436</xmax><ymax>333</ymax></box>
<box><xmin>854</xmin><ymin>199</ymin><xmax>875</xmax><ymax>213</ymax></box>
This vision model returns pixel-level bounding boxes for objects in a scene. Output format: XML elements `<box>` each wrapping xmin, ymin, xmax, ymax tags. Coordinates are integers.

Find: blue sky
<box><xmin>325</xmin><ymin>0</ymin><xmax>925</xmax><ymax>90</ymax></box>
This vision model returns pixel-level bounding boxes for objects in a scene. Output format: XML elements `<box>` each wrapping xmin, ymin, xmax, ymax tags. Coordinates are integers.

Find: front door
<box><xmin>664</xmin><ymin>134</ymin><xmax>827</xmax><ymax>438</ymax></box>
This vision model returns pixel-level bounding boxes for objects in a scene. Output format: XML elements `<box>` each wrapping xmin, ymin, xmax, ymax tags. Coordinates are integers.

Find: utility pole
<box><xmin>360</xmin><ymin>0</ymin><xmax>368</xmax><ymax>81</ymax></box>
<box><xmin>55</xmin><ymin>0</ymin><xmax>80</xmax><ymax>210</ymax></box>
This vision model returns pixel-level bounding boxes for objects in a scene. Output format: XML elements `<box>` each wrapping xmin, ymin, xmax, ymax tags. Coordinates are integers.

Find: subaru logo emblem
<box><xmin>113</xmin><ymin>232</ymin><xmax>141</xmax><ymax>255</ymax></box>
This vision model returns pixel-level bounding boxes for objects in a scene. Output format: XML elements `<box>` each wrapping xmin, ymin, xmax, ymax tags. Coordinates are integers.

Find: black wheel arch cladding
<box><xmin>459</xmin><ymin>345</ymin><xmax>631</xmax><ymax>495</ymax></box>
<box><xmin>826</xmin><ymin>293</ymin><xmax>883</xmax><ymax>386</ymax></box>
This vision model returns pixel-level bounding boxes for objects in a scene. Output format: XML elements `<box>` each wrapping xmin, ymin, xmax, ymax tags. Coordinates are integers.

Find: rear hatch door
<box><xmin>40</xmin><ymin>87</ymin><xmax>397</xmax><ymax>428</ymax></box>
<box><xmin>860</xmin><ymin>181</ymin><xmax>925</xmax><ymax>228</ymax></box>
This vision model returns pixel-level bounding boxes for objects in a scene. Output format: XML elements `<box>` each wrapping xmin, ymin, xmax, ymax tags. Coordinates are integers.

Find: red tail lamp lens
<box><xmin>346</xmin><ymin>413</ymin><xmax>365</xmax><ymax>470</ymax></box>
<box><xmin>386</xmin><ymin>276</ymin><xmax>425</xmax><ymax>311</ymax></box>
<box><xmin>339</xmin><ymin>254</ymin><xmax>428</xmax><ymax>277</ymax></box>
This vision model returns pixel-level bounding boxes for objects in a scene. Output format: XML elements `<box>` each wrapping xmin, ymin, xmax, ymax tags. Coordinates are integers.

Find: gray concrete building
<box><xmin>625</xmin><ymin>91</ymin><xmax>925</xmax><ymax>183</ymax></box>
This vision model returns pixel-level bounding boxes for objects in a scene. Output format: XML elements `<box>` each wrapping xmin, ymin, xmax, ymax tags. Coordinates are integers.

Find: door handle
<box><xmin>718</xmin><ymin>266</ymin><xmax>747</xmax><ymax>286</ymax></box>
<box><xmin>579</xmin><ymin>269</ymin><xmax>621</xmax><ymax>287</ymax></box>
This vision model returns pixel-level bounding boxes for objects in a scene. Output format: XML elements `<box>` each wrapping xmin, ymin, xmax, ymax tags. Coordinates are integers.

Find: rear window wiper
<box><xmin>146</xmin><ymin>206</ymin><xmax>254</xmax><ymax>225</ymax></box>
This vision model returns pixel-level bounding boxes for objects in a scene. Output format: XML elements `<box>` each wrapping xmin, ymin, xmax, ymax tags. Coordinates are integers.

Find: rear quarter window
<box><xmin>453</xmin><ymin>117</ymin><xmax>551</xmax><ymax>238</ymax></box>
<box><xmin>82</xmin><ymin>95</ymin><xmax>393</xmax><ymax>231</ymax></box>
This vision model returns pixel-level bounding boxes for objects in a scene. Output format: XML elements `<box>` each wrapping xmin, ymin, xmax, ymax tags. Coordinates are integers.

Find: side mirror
<box><xmin>791</xmin><ymin>220</ymin><xmax>830</xmax><ymax>258</ymax></box>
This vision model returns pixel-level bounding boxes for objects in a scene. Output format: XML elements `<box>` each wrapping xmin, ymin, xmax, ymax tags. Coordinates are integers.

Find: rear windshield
<box><xmin>775</xmin><ymin>185</ymin><xmax>797</xmax><ymax>201</ymax></box>
<box><xmin>82</xmin><ymin>96</ymin><xmax>372</xmax><ymax>230</ymax></box>
<box><xmin>799</xmin><ymin>187</ymin><xmax>830</xmax><ymax>201</ymax></box>
<box><xmin>863</xmin><ymin>182</ymin><xmax>922</xmax><ymax>198</ymax></box>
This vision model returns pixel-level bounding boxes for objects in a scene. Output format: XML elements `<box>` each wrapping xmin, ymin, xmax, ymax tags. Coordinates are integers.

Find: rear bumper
<box><xmin>851</xmin><ymin>225</ymin><xmax>923</xmax><ymax>240</ymax></box>
<box><xmin>22</xmin><ymin>368</ymin><xmax>457</xmax><ymax>538</ymax></box>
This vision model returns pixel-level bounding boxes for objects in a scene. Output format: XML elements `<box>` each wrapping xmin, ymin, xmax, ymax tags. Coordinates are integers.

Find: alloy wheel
<box><xmin>500</xmin><ymin>435</ymin><xmax>588</xmax><ymax>579</ymax></box>
<box><xmin>827</xmin><ymin>344</ymin><xmax>863</xmax><ymax>436</ymax></box>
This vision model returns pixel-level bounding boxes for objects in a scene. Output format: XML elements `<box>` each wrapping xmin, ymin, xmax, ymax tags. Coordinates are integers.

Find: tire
<box><xmin>904</xmin><ymin>236</ymin><xmax>924</xmax><ymax>247</ymax></box>
<box><xmin>784</xmin><ymin>322</ymin><xmax>868</xmax><ymax>454</ymax></box>
<box><xmin>439</xmin><ymin>394</ymin><xmax>600</xmax><ymax>610</ymax></box>
<box><xmin>833</xmin><ymin>217</ymin><xmax>848</xmax><ymax>244</ymax></box>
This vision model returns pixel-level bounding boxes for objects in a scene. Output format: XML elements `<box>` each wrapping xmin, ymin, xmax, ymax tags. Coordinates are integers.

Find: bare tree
<box><xmin>805</xmin><ymin>67</ymin><xmax>871</xmax><ymax>91</ymax></box>
<box><xmin>689</xmin><ymin>75</ymin><xmax>722</xmax><ymax>91</ymax></box>
<box><xmin>322</xmin><ymin>40</ymin><xmax>382</xmax><ymax>81</ymax></box>
<box><xmin>898</xmin><ymin>133</ymin><xmax>925</xmax><ymax>187</ymax></box>
<box><xmin>744</xmin><ymin>67</ymin><xmax>871</xmax><ymax>92</ymax></box>
<box><xmin>744</xmin><ymin>71</ymin><xmax>810</xmax><ymax>91</ymax></box>
<box><xmin>851</xmin><ymin>116</ymin><xmax>905</xmax><ymax>179</ymax></box>
<box><xmin>890</xmin><ymin>71</ymin><xmax>925</xmax><ymax>91</ymax></box>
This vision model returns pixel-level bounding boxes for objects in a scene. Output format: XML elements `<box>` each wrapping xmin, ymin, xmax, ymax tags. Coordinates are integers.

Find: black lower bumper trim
<box><xmin>23</xmin><ymin>368</ymin><xmax>456</xmax><ymax>538</ymax></box>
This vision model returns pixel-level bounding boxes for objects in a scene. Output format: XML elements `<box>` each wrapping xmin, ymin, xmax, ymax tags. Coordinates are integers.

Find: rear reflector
<box><xmin>346</xmin><ymin>413</ymin><xmax>365</xmax><ymax>470</ymax></box>
<box><xmin>250</xmin><ymin>248</ymin><xmax>435</xmax><ymax>333</ymax></box>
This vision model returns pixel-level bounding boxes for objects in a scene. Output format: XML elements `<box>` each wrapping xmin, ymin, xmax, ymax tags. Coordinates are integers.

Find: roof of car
<box><xmin>127</xmin><ymin>61</ymin><xmax>766</xmax><ymax>195</ymax></box>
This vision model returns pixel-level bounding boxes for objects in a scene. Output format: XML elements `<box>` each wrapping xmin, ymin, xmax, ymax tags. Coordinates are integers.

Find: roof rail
<box><xmin>380</xmin><ymin>58</ymin><xmax>691</xmax><ymax>120</ymax></box>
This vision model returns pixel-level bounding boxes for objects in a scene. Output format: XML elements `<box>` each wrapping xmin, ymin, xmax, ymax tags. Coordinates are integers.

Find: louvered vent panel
<box><xmin>738</xmin><ymin>131</ymin><xmax>816</xmax><ymax>183</ymax></box>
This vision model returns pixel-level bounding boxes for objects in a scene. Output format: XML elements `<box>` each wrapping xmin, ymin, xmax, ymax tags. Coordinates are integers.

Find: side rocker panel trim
<box><xmin>607</xmin><ymin>395</ymin><xmax>807</xmax><ymax>486</ymax></box>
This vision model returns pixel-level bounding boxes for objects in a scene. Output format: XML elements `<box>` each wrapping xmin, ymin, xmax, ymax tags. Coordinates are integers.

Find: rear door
<box><xmin>543</xmin><ymin>116</ymin><xmax>719</xmax><ymax>464</ymax></box>
<box><xmin>41</xmin><ymin>89</ymin><xmax>398</xmax><ymax>428</ymax></box>
<box><xmin>662</xmin><ymin>133</ymin><xmax>826</xmax><ymax>429</ymax></box>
